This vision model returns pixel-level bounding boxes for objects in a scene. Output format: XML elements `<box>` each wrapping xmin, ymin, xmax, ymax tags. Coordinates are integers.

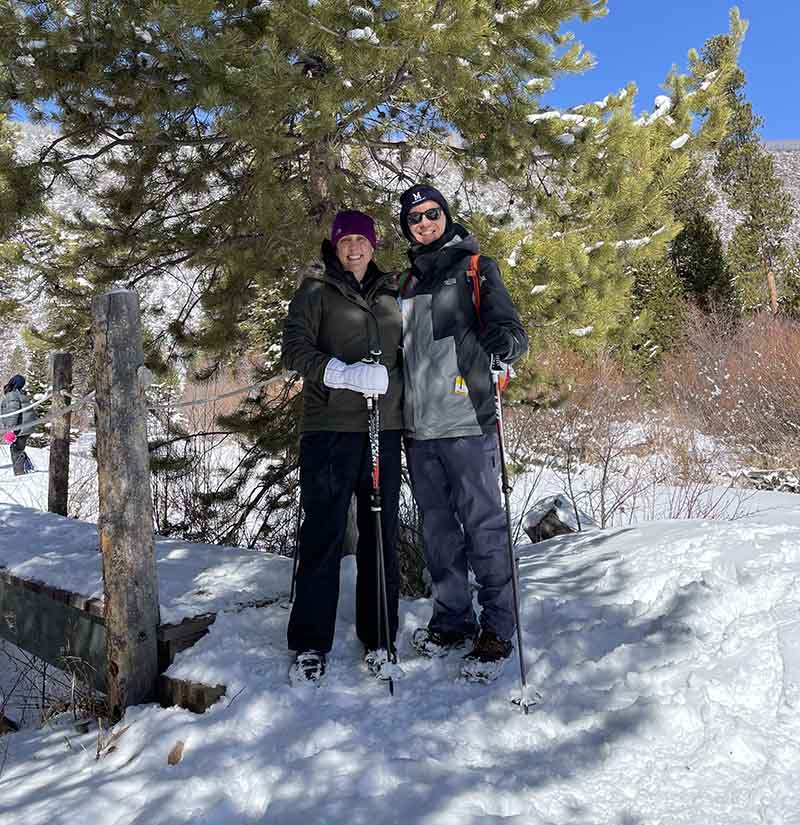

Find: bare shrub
<box><xmin>506</xmin><ymin>347</ymin><xmax>755</xmax><ymax>531</ymax></box>
<box><xmin>0</xmin><ymin>640</ymin><xmax>105</xmax><ymax>734</ymax></box>
<box><xmin>148</xmin><ymin>374</ymin><xmax>299</xmax><ymax>554</ymax></box>
<box><xmin>659</xmin><ymin>309</ymin><xmax>800</xmax><ymax>467</ymax></box>
<box><xmin>397</xmin><ymin>469</ymin><xmax>428</xmax><ymax>598</ymax></box>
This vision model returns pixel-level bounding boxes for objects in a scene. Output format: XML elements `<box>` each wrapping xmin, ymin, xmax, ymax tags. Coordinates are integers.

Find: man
<box><xmin>1</xmin><ymin>374</ymin><xmax>35</xmax><ymax>476</ymax></box>
<box><xmin>398</xmin><ymin>184</ymin><xmax>528</xmax><ymax>682</ymax></box>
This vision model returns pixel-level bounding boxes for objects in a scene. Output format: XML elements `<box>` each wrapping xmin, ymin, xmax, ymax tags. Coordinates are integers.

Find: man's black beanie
<box><xmin>399</xmin><ymin>184</ymin><xmax>452</xmax><ymax>241</ymax></box>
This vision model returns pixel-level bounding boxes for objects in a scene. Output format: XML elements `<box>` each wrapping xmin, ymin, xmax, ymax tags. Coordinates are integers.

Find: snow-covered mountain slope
<box><xmin>709</xmin><ymin>143</ymin><xmax>800</xmax><ymax>244</ymax></box>
<box><xmin>1</xmin><ymin>466</ymin><xmax>799</xmax><ymax>823</ymax></box>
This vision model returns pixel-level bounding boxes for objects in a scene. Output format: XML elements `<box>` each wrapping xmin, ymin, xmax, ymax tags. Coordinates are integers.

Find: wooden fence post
<box><xmin>47</xmin><ymin>351</ymin><xmax>72</xmax><ymax>516</ymax></box>
<box><xmin>92</xmin><ymin>290</ymin><xmax>160</xmax><ymax>720</ymax></box>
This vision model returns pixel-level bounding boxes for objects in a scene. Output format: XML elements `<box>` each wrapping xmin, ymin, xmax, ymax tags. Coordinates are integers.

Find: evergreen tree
<box><xmin>479</xmin><ymin>9</ymin><xmax>744</xmax><ymax>379</ymax></box>
<box><xmin>0</xmin><ymin>2</ymin><xmax>748</xmax><ymax>550</ymax></box>
<box><xmin>0</xmin><ymin>0</ymin><xmax>609</xmax><ymax>363</ymax></box>
<box><xmin>0</xmin><ymin>112</ymin><xmax>41</xmax><ymax>242</ymax></box>
<box><xmin>701</xmin><ymin>25</ymin><xmax>797</xmax><ymax>313</ymax></box>
<box><xmin>626</xmin><ymin>257</ymin><xmax>688</xmax><ymax>369</ymax></box>
<box><xmin>670</xmin><ymin>212</ymin><xmax>732</xmax><ymax>311</ymax></box>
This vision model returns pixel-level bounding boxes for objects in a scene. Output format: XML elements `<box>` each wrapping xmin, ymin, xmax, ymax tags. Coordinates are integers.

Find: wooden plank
<box><xmin>158</xmin><ymin>675</ymin><xmax>226</xmax><ymax>714</ymax></box>
<box><xmin>0</xmin><ymin>572</ymin><xmax>107</xmax><ymax>692</ymax></box>
<box><xmin>157</xmin><ymin>613</ymin><xmax>216</xmax><ymax>643</ymax></box>
<box><xmin>0</xmin><ymin>569</ymin><xmax>223</xmax><ymax>712</ymax></box>
<box><xmin>92</xmin><ymin>290</ymin><xmax>160</xmax><ymax>720</ymax></box>
<box><xmin>47</xmin><ymin>351</ymin><xmax>73</xmax><ymax>517</ymax></box>
<box><xmin>0</xmin><ymin>569</ymin><xmax>104</xmax><ymax>618</ymax></box>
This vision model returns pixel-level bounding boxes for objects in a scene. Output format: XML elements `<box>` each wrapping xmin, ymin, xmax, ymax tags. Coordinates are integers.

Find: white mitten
<box><xmin>323</xmin><ymin>358</ymin><xmax>389</xmax><ymax>396</ymax></box>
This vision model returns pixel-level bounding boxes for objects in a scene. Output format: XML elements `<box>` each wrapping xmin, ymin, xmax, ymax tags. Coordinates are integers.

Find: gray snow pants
<box><xmin>406</xmin><ymin>433</ymin><xmax>515</xmax><ymax>641</ymax></box>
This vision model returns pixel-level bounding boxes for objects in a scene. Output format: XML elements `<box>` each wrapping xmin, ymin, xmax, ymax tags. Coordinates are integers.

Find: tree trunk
<box><xmin>92</xmin><ymin>290</ymin><xmax>160</xmax><ymax>721</ymax></box>
<box><xmin>767</xmin><ymin>269</ymin><xmax>779</xmax><ymax>315</ymax></box>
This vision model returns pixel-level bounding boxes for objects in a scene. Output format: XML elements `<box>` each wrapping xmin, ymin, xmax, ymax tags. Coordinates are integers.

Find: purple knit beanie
<box><xmin>330</xmin><ymin>210</ymin><xmax>377</xmax><ymax>249</ymax></box>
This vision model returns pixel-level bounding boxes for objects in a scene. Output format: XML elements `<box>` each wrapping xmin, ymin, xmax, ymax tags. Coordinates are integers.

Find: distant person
<box><xmin>281</xmin><ymin>210</ymin><xmax>403</xmax><ymax>686</ymax></box>
<box><xmin>397</xmin><ymin>184</ymin><xmax>528</xmax><ymax>682</ymax></box>
<box><xmin>1</xmin><ymin>375</ymin><xmax>35</xmax><ymax>476</ymax></box>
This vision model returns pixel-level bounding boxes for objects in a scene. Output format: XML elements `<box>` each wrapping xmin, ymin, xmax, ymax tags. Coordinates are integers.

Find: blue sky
<box><xmin>544</xmin><ymin>1</ymin><xmax>798</xmax><ymax>141</ymax></box>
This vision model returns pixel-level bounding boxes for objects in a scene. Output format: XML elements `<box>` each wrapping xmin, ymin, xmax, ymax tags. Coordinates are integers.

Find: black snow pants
<box><xmin>287</xmin><ymin>430</ymin><xmax>401</xmax><ymax>655</ymax></box>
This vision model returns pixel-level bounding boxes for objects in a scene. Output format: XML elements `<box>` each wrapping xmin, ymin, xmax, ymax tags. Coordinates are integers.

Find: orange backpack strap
<box><xmin>466</xmin><ymin>254</ymin><xmax>483</xmax><ymax>328</ymax></box>
<box><xmin>467</xmin><ymin>254</ymin><xmax>512</xmax><ymax>391</ymax></box>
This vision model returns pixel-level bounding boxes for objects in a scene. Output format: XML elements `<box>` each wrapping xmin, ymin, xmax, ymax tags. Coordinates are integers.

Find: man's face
<box><xmin>407</xmin><ymin>199</ymin><xmax>446</xmax><ymax>245</ymax></box>
<box><xmin>335</xmin><ymin>234</ymin><xmax>374</xmax><ymax>280</ymax></box>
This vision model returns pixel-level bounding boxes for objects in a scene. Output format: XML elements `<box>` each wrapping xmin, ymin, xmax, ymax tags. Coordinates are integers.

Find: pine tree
<box><xmin>0</xmin><ymin>2</ymin><xmax>748</xmax><ymax>550</ymax></box>
<box><xmin>670</xmin><ymin>212</ymin><xmax>732</xmax><ymax>312</ymax></box>
<box><xmin>477</xmin><ymin>9</ymin><xmax>744</xmax><ymax>378</ymax></box>
<box><xmin>0</xmin><ymin>112</ymin><xmax>41</xmax><ymax>241</ymax></box>
<box><xmin>1</xmin><ymin>0</ymin><xmax>609</xmax><ymax>362</ymax></box>
<box><xmin>701</xmin><ymin>25</ymin><xmax>797</xmax><ymax>313</ymax></box>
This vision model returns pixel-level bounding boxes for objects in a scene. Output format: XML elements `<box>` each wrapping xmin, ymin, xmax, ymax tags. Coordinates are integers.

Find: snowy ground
<box><xmin>1</xmin><ymin>447</ymin><xmax>800</xmax><ymax>823</ymax></box>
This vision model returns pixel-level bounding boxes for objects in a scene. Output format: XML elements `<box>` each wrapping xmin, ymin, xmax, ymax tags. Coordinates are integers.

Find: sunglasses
<box><xmin>407</xmin><ymin>207</ymin><xmax>443</xmax><ymax>225</ymax></box>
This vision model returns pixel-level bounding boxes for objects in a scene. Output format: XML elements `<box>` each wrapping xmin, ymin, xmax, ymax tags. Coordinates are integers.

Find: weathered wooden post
<box><xmin>47</xmin><ymin>351</ymin><xmax>73</xmax><ymax>516</ymax></box>
<box><xmin>92</xmin><ymin>290</ymin><xmax>160</xmax><ymax>720</ymax></box>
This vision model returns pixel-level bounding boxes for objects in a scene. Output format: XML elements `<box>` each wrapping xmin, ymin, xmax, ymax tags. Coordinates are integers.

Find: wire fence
<box><xmin>2</xmin><ymin>371</ymin><xmax>300</xmax><ymax>436</ymax></box>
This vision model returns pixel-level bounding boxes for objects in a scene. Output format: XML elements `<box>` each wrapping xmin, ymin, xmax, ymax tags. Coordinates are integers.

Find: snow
<box><xmin>700</xmin><ymin>69</ymin><xmax>719</xmax><ymax>92</ymax></box>
<box><xmin>569</xmin><ymin>325</ymin><xmax>594</xmax><ymax>337</ymax></box>
<box><xmin>0</xmin><ymin>501</ymin><xmax>290</xmax><ymax>625</ymax></box>
<box><xmin>527</xmin><ymin>111</ymin><xmax>562</xmax><ymax>123</ymax></box>
<box><xmin>671</xmin><ymin>133</ymin><xmax>690</xmax><ymax>150</ymax></box>
<box><xmin>346</xmin><ymin>27</ymin><xmax>379</xmax><ymax>44</ymax></box>
<box><xmin>349</xmin><ymin>5</ymin><xmax>374</xmax><ymax>21</ymax></box>
<box><xmin>2</xmin><ymin>448</ymin><xmax>800</xmax><ymax>822</ymax></box>
<box><xmin>635</xmin><ymin>94</ymin><xmax>673</xmax><ymax>127</ymax></box>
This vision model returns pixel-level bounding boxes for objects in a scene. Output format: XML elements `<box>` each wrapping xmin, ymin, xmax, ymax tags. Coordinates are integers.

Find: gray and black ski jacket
<box><xmin>0</xmin><ymin>389</ymin><xmax>35</xmax><ymax>435</ymax></box>
<box><xmin>400</xmin><ymin>227</ymin><xmax>527</xmax><ymax>441</ymax></box>
<box><xmin>282</xmin><ymin>241</ymin><xmax>403</xmax><ymax>433</ymax></box>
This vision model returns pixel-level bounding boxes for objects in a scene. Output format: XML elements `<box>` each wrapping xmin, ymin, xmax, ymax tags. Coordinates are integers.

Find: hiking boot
<box><xmin>411</xmin><ymin>626</ymin><xmax>475</xmax><ymax>658</ymax></box>
<box><xmin>288</xmin><ymin>650</ymin><xmax>326</xmax><ymax>686</ymax></box>
<box><xmin>460</xmin><ymin>629</ymin><xmax>513</xmax><ymax>683</ymax></box>
<box><xmin>364</xmin><ymin>648</ymin><xmax>406</xmax><ymax>681</ymax></box>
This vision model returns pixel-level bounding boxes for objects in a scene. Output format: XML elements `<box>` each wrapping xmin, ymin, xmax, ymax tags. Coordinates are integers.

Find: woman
<box><xmin>397</xmin><ymin>184</ymin><xmax>529</xmax><ymax>683</ymax></box>
<box><xmin>1</xmin><ymin>374</ymin><xmax>35</xmax><ymax>476</ymax></box>
<box><xmin>282</xmin><ymin>210</ymin><xmax>403</xmax><ymax>685</ymax></box>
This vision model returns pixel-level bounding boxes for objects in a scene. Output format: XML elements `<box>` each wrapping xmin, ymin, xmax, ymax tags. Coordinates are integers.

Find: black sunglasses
<box><xmin>407</xmin><ymin>207</ymin><xmax>442</xmax><ymax>225</ymax></box>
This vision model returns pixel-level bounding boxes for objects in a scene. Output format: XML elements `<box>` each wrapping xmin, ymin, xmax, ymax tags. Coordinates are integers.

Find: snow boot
<box><xmin>288</xmin><ymin>651</ymin><xmax>326</xmax><ymax>686</ymax></box>
<box><xmin>411</xmin><ymin>627</ymin><xmax>475</xmax><ymax>658</ymax></box>
<box><xmin>460</xmin><ymin>629</ymin><xmax>513</xmax><ymax>683</ymax></box>
<box><xmin>364</xmin><ymin>648</ymin><xmax>405</xmax><ymax>681</ymax></box>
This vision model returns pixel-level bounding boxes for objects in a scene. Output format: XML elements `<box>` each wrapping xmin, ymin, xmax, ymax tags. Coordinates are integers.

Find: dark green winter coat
<box><xmin>282</xmin><ymin>241</ymin><xmax>403</xmax><ymax>433</ymax></box>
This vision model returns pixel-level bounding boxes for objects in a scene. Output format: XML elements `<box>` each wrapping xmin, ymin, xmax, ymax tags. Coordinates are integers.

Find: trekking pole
<box><xmin>288</xmin><ymin>485</ymin><xmax>302</xmax><ymax>605</ymax></box>
<box><xmin>365</xmin><ymin>351</ymin><xmax>396</xmax><ymax>696</ymax></box>
<box><xmin>491</xmin><ymin>355</ymin><xmax>537</xmax><ymax>713</ymax></box>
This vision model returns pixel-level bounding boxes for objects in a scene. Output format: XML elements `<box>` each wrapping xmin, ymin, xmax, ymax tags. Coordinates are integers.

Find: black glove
<box><xmin>480</xmin><ymin>327</ymin><xmax>514</xmax><ymax>362</ymax></box>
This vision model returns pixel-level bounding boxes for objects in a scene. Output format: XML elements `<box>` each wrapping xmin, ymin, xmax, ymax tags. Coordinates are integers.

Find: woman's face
<box><xmin>407</xmin><ymin>199</ymin><xmax>446</xmax><ymax>245</ymax></box>
<box><xmin>336</xmin><ymin>234</ymin><xmax>374</xmax><ymax>281</ymax></box>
